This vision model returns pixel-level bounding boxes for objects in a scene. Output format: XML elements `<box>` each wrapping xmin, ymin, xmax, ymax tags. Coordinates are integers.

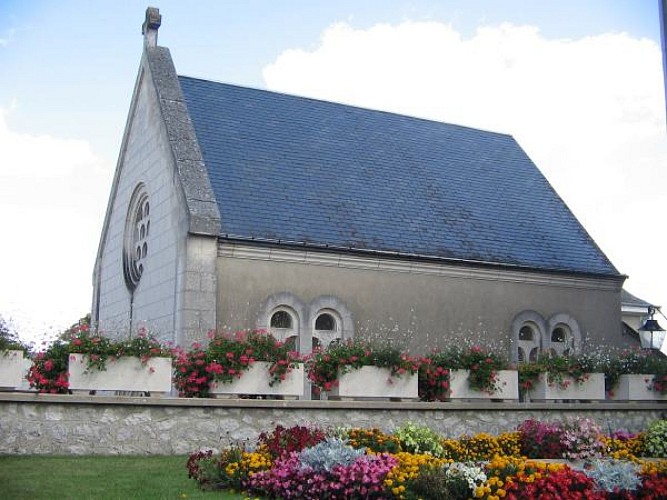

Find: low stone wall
<box><xmin>1</xmin><ymin>393</ymin><xmax>665</xmax><ymax>455</ymax></box>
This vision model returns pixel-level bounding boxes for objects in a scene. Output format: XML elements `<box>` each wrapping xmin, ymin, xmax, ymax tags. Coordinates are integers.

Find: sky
<box><xmin>1</xmin><ymin>1</ymin><xmax>666</xmax><ymax>344</ymax></box>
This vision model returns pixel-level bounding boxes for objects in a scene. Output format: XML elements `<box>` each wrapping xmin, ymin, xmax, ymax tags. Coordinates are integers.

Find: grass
<box><xmin>0</xmin><ymin>455</ymin><xmax>244</xmax><ymax>500</ymax></box>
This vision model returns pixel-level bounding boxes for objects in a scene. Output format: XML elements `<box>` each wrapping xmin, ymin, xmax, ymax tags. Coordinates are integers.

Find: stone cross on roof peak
<box><xmin>142</xmin><ymin>7</ymin><xmax>161</xmax><ymax>47</ymax></box>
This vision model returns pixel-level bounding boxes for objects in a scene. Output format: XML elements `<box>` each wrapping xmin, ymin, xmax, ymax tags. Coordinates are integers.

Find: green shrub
<box><xmin>643</xmin><ymin>419</ymin><xmax>667</xmax><ymax>458</ymax></box>
<box><xmin>394</xmin><ymin>422</ymin><xmax>445</xmax><ymax>457</ymax></box>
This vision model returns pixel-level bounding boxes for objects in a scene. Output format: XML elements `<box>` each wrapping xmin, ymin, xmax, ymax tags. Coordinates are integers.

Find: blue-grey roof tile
<box><xmin>178</xmin><ymin>76</ymin><xmax>619</xmax><ymax>276</ymax></box>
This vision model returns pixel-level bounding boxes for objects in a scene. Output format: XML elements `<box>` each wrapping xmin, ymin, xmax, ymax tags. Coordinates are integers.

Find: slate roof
<box><xmin>621</xmin><ymin>290</ymin><xmax>653</xmax><ymax>308</ymax></box>
<box><xmin>178</xmin><ymin>76</ymin><xmax>620</xmax><ymax>277</ymax></box>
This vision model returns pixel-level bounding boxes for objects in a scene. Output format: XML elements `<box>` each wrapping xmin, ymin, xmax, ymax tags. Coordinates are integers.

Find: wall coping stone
<box><xmin>1</xmin><ymin>392</ymin><xmax>665</xmax><ymax>412</ymax></box>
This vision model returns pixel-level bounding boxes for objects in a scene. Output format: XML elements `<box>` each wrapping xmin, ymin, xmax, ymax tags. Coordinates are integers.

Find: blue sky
<box><xmin>1</xmin><ymin>1</ymin><xmax>665</xmax><ymax>342</ymax></box>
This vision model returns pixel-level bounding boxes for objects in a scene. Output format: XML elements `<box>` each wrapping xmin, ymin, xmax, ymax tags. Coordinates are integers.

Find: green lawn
<box><xmin>0</xmin><ymin>455</ymin><xmax>244</xmax><ymax>500</ymax></box>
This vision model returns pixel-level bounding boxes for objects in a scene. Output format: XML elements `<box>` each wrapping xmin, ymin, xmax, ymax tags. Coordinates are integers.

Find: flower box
<box><xmin>327</xmin><ymin>366</ymin><xmax>418</xmax><ymax>401</ymax></box>
<box><xmin>608</xmin><ymin>374</ymin><xmax>667</xmax><ymax>402</ymax></box>
<box><xmin>447</xmin><ymin>369</ymin><xmax>519</xmax><ymax>401</ymax></box>
<box><xmin>0</xmin><ymin>350</ymin><xmax>27</xmax><ymax>390</ymax></box>
<box><xmin>526</xmin><ymin>372</ymin><xmax>605</xmax><ymax>401</ymax></box>
<box><xmin>68</xmin><ymin>354</ymin><xmax>172</xmax><ymax>396</ymax></box>
<box><xmin>210</xmin><ymin>361</ymin><xmax>304</xmax><ymax>399</ymax></box>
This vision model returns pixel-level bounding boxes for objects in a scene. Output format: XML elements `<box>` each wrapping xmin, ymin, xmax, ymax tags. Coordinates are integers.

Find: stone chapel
<box><xmin>92</xmin><ymin>8</ymin><xmax>631</xmax><ymax>361</ymax></box>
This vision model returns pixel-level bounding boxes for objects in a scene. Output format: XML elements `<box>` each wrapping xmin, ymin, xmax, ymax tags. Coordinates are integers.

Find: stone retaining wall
<box><xmin>1</xmin><ymin>393</ymin><xmax>665</xmax><ymax>455</ymax></box>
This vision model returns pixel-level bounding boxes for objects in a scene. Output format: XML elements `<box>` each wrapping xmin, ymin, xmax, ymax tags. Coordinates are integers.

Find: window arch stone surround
<box><xmin>257</xmin><ymin>292</ymin><xmax>307</xmax><ymax>346</ymax></box>
<box><xmin>547</xmin><ymin>313</ymin><xmax>581</xmax><ymax>356</ymax></box>
<box><xmin>308</xmin><ymin>295</ymin><xmax>354</xmax><ymax>352</ymax></box>
<box><xmin>510</xmin><ymin>310</ymin><xmax>546</xmax><ymax>363</ymax></box>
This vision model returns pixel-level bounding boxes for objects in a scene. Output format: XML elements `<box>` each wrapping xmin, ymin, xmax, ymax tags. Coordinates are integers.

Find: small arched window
<box><xmin>315</xmin><ymin>313</ymin><xmax>336</xmax><ymax>331</ymax></box>
<box><xmin>517</xmin><ymin>322</ymin><xmax>540</xmax><ymax>363</ymax></box>
<box><xmin>550</xmin><ymin>324</ymin><xmax>573</xmax><ymax>356</ymax></box>
<box><xmin>268</xmin><ymin>307</ymin><xmax>298</xmax><ymax>345</ymax></box>
<box><xmin>519</xmin><ymin>325</ymin><xmax>534</xmax><ymax>341</ymax></box>
<box><xmin>270</xmin><ymin>310</ymin><xmax>292</xmax><ymax>329</ymax></box>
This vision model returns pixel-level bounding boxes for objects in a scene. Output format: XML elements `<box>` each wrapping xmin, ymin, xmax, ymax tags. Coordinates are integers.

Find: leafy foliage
<box><xmin>394</xmin><ymin>421</ymin><xmax>445</xmax><ymax>457</ymax></box>
<box><xmin>297</xmin><ymin>438</ymin><xmax>366</xmax><ymax>472</ymax></box>
<box><xmin>173</xmin><ymin>330</ymin><xmax>300</xmax><ymax>397</ymax></box>
<box><xmin>307</xmin><ymin>339</ymin><xmax>419</xmax><ymax>392</ymax></box>
<box><xmin>419</xmin><ymin>345</ymin><xmax>509</xmax><ymax>399</ymax></box>
<box><xmin>643</xmin><ymin>420</ymin><xmax>667</xmax><ymax>458</ymax></box>
<box><xmin>0</xmin><ymin>316</ymin><xmax>29</xmax><ymax>354</ymax></box>
<box><xmin>26</xmin><ymin>340</ymin><xmax>70</xmax><ymax>393</ymax></box>
<box><xmin>583</xmin><ymin>460</ymin><xmax>642</xmax><ymax>494</ymax></box>
<box><xmin>257</xmin><ymin>424</ymin><xmax>326</xmax><ymax>460</ymax></box>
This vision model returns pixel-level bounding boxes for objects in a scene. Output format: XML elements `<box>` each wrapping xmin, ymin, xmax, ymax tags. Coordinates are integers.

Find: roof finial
<box><xmin>142</xmin><ymin>7</ymin><xmax>161</xmax><ymax>47</ymax></box>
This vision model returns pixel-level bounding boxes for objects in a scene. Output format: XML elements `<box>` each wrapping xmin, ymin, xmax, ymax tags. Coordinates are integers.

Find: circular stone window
<box><xmin>123</xmin><ymin>184</ymin><xmax>150</xmax><ymax>290</ymax></box>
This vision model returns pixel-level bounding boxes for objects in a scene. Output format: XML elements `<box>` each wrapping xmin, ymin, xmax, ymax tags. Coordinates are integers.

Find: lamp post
<box><xmin>638</xmin><ymin>305</ymin><xmax>666</xmax><ymax>350</ymax></box>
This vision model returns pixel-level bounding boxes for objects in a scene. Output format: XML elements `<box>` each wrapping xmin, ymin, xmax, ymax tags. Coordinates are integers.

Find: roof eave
<box><xmin>218</xmin><ymin>235</ymin><xmax>627</xmax><ymax>282</ymax></box>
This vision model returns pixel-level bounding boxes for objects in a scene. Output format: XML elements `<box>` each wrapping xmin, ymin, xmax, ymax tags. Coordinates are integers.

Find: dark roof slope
<box><xmin>179</xmin><ymin>76</ymin><xmax>619</xmax><ymax>276</ymax></box>
<box><xmin>621</xmin><ymin>289</ymin><xmax>653</xmax><ymax>308</ymax></box>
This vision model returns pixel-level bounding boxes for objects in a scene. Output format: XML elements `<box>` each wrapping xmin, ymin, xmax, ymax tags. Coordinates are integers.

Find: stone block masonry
<box><xmin>0</xmin><ymin>393</ymin><xmax>664</xmax><ymax>455</ymax></box>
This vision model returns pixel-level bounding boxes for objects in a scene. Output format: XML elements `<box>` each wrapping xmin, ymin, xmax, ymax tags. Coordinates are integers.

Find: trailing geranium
<box><xmin>28</xmin><ymin>325</ymin><xmax>173</xmax><ymax>393</ymax></box>
<box><xmin>172</xmin><ymin>329</ymin><xmax>301</xmax><ymax>397</ymax></box>
<box><xmin>67</xmin><ymin>324</ymin><xmax>172</xmax><ymax>373</ymax></box>
<box><xmin>26</xmin><ymin>340</ymin><xmax>70</xmax><ymax>394</ymax></box>
<box><xmin>518</xmin><ymin>351</ymin><xmax>591</xmax><ymax>397</ymax></box>
<box><xmin>306</xmin><ymin>339</ymin><xmax>419</xmax><ymax>393</ymax></box>
<box><xmin>419</xmin><ymin>344</ymin><xmax>510</xmax><ymax>400</ymax></box>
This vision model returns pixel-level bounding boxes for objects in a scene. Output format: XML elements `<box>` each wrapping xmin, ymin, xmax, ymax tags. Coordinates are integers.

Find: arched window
<box><xmin>312</xmin><ymin>309</ymin><xmax>342</xmax><ymax>348</ymax></box>
<box><xmin>268</xmin><ymin>307</ymin><xmax>298</xmax><ymax>345</ymax></box>
<box><xmin>519</xmin><ymin>325</ymin><xmax>535</xmax><ymax>341</ymax></box>
<box><xmin>511</xmin><ymin>311</ymin><xmax>547</xmax><ymax>364</ymax></box>
<box><xmin>546</xmin><ymin>314</ymin><xmax>581</xmax><ymax>356</ymax></box>
<box><xmin>517</xmin><ymin>323</ymin><xmax>540</xmax><ymax>362</ymax></box>
<box><xmin>270</xmin><ymin>310</ymin><xmax>292</xmax><ymax>329</ymax></box>
<box><xmin>315</xmin><ymin>313</ymin><xmax>336</xmax><ymax>331</ymax></box>
<box><xmin>550</xmin><ymin>324</ymin><xmax>573</xmax><ymax>356</ymax></box>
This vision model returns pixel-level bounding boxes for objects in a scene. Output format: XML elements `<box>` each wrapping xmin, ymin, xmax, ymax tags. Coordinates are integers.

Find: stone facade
<box><xmin>0</xmin><ymin>394</ymin><xmax>662</xmax><ymax>455</ymax></box>
<box><xmin>92</xmin><ymin>45</ymin><xmax>219</xmax><ymax>346</ymax></box>
<box><xmin>218</xmin><ymin>243</ymin><xmax>626</xmax><ymax>358</ymax></box>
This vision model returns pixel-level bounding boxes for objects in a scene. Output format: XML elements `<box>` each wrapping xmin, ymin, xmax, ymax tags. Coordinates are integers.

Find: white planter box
<box><xmin>448</xmin><ymin>369</ymin><xmax>519</xmax><ymax>401</ymax></box>
<box><xmin>527</xmin><ymin>372</ymin><xmax>605</xmax><ymax>401</ymax></box>
<box><xmin>210</xmin><ymin>362</ymin><xmax>304</xmax><ymax>399</ymax></box>
<box><xmin>327</xmin><ymin>366</ymin><xmax>418</xmax><ymax>401</ymax></box>
<box><xmin>0</xmin><ymin>350</ymin><xmax>26</xmax><ymax>390</ymax></box>
<box><xmin>68</xmin><ymin>354</ymin><xmax>172</xmax><ymax>396</ymax></box>
<box><xmin>609</xmin><ymin>374</ymin><xmax>667</xmax><ymax>401</ymax></box>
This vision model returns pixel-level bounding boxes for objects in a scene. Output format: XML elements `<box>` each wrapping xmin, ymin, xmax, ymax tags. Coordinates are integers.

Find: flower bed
<box><xmin>187</xmin><ymin>418</ymin><xmax>667</xmax><ymax>499</ymax></box>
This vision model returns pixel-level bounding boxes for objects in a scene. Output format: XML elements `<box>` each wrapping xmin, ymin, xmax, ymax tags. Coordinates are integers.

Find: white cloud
<box><xmin>0</xmin><ymin>108</ymin><xmax>112</xmax><ymax>343</ymax></box>
<box><xmin>264</xmin><ymin>21</ymin><xmax>667</xmax><ymax>311</ymax></box>
<box><xmin>0</xmin><ymin>27</ymin><xmax>16</xmax><ymax>47</ymax></box>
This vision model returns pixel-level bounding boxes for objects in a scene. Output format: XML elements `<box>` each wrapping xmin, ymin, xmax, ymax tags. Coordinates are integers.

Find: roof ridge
<box><xmin>176</xmin><ymin>74</ymin><xmax>515</xmax><ymax>140</ymax></box>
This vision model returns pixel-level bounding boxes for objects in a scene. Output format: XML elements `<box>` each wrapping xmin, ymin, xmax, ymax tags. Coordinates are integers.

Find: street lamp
<box><xmin>638</xmin><ymin>305</ymin><xmax>666</xmax><ymax>350</ymax></box>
